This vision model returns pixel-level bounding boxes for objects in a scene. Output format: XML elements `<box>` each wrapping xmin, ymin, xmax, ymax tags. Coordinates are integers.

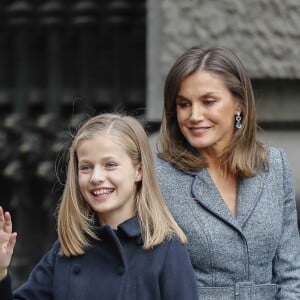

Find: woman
<box><xmin>155</xmin><ymin>45</ymin><xmax>300</xmax><ymax>299</ymax></box>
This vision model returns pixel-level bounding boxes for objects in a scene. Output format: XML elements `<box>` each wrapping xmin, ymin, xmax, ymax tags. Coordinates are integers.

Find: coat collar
<box><xmin>117</xmin><ymin>216</ymin><xmax>141</xmax><ymax>237</ymax></box>
<box><xmin>190</xmin><ymin>168</ymin><xmax>266</xmax><ymax>231</ymax></box>
<box><xmin>92</xmin><ymin>217</ymin><xmax>141</xmax><ymax>270</ymax></box>
<box><xmin>95</xmin><ymin>216</ymin><xmax>141</xmax><ymax>238</ymax></box>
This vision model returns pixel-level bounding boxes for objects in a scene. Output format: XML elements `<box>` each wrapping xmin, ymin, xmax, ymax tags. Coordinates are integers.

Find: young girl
<box><xmin>0</xmin><ymin>113</ymin><xmax>198</xmax><ymax>300</ymax></box>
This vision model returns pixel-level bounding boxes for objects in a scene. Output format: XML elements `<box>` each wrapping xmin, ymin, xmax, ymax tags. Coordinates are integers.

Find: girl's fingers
<box><xmin>0</xmin><ymin>208</ymin><xmax>12</xmax><ymax>234</ymax></box>
<box><xmin>3</xmin><ymin>212</ymin><xmax>12</xmax><ymax>234</ymax></box>
<box><xmin>0</xmin><ymin>232</ymin><xmax>17</xmax><ymax>254</ymax></box>
<box><xmin>0</xmin><ymin>206</ymin><xmax>4</xmax><ymax>223</ymax></box>
<box><xmin>7</xmin><ymin>232</ymin><xmax>17</xmax><ymax>253</ymax></box>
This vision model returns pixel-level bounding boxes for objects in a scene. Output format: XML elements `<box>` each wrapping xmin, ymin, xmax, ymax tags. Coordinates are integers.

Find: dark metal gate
<box><xmin>0</xmin><ymin>0</ymin><xmax>145</xmax><ymax>287</ymax></box>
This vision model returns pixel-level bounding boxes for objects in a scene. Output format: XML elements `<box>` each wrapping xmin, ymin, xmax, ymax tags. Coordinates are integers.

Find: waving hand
<box><xmin>0</xmin><ymin>206</ymin><xmax>17</xmax><ymax>280</ymax></box>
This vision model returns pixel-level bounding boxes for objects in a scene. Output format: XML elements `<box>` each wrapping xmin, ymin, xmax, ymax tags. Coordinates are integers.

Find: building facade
<box><xmin>1</xmin><ymin>0</ymin><xmax>299</xmax><ymax>288</ymax></box>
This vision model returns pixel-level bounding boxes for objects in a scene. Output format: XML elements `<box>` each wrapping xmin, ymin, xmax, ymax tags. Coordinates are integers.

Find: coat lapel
<box><xmin>236</xmin><ymin>171</ymin><xmax>265</xmax><ymax>227</ymax></box>
<box><xmin>191</xmin><ymin>168</ymin><xmax>265</xmax><ymax>231</ymax></box>
<box><xmin>191</xmin><ymin>168</ymin><xmax>242</xmax><ymax>231</ymax></box>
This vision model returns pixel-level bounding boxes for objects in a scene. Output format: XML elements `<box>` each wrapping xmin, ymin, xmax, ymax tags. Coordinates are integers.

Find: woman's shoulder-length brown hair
<box><xmin>157</xmin><ymin>45</ymin><xmax>268</xmax><ymax>176</ymax></box>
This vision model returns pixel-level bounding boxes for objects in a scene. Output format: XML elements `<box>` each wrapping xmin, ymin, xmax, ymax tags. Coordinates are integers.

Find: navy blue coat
<box><xmin>0</xmin><ymin>217</ymin><xmax>198</xmax><ymax>300</ymax></box>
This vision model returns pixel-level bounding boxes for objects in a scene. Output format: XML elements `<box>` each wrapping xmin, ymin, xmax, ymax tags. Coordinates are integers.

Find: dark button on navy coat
<box><xmin>0</xmin><ymin>217</ymin><xmax>198</xmax><ymax>300</ymax></box>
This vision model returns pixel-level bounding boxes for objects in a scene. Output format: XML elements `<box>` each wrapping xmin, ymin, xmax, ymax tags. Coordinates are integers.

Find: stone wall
<box><xmin>147</xmin><ymin>0</ymin><xmax>300</xmax><ymax>120</ymax></box>
<box><xmin>162</xmin><ymin>0</ymin><xmax>300</xmax><ymax>78</ymax></box>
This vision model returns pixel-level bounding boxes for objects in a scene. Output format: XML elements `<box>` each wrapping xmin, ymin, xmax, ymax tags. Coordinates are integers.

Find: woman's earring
<box><xmin>235</xmin><ymin>112</ymin><xmax>242</xmax><ymax>129</ymax></box>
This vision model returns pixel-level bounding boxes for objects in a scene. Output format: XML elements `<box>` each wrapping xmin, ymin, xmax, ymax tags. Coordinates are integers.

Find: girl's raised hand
<box><xmin>0</xmin><ymin>206</ymin><xmax>17</xmax><ymax>280</ymax></box>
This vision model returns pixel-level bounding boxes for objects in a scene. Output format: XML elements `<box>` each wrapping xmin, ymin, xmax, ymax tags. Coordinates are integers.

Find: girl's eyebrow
<box><xmin>77</xmin><ymin>158</ymin><xmax>91</xmax><ymax>164</ymax></box>
<box><xmin>78</xmin><ymin>155</ymin><xmax>118</xmax><ymax>162</ymax></box>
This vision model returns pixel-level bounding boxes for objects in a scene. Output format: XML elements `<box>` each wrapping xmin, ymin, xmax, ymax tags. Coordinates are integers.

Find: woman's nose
<box><xmin>189</xmin><ymin>105</ymin><xmax>203</xmax><ymax>122</ymax></box>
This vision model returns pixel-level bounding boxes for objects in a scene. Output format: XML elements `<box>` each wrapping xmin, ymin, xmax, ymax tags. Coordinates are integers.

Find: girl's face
<box><xmin>77</xmin><ymin>133</ymin><xmax>141</xmax><ymax>228</ymax></box>
<box><xmin>176</xmin><ymin>70</ymin><xmax>239</xmax><ymax>156</ymax></box>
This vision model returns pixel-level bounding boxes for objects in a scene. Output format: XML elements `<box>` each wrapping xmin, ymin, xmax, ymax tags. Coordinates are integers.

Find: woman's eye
<box><xmin>177</xmin><ymin>101</ymin><xmax>190</xmax><ymax>108</ymax></box>
<box><xmin>204</xmin><ymin>99</ymin><xmax>216</xmax><ymax>105</ymax></box>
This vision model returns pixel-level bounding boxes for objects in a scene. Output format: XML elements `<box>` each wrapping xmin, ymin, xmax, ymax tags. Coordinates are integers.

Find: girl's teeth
<box><xmin>93</xmin><ymin>189</ymin><xmax>112</xmax><ymax>196</ymax></box>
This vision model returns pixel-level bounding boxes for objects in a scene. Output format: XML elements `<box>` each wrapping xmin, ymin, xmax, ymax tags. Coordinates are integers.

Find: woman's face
<box><xmin>176</xmin><ymin>70</ymin><xmax>240</xmax><ymax>156</ymax></box>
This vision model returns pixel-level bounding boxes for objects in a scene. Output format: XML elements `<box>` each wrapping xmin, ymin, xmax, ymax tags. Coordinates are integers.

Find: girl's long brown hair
<box><xmin>58</xmin><ymin>113</ymin><xmax>187</xmax><ymax>256</ymax></box>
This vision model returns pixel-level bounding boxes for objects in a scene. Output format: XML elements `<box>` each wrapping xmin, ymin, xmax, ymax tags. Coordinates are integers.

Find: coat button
<box><xmin>73</xmin><ymin>265</ymin><xmax>81</xmax><ymax>275</ymax></box>
<box><xmin>117</xmin><ymin>266</ymin><xmax>124</xmax><ymax>275</ymax></box>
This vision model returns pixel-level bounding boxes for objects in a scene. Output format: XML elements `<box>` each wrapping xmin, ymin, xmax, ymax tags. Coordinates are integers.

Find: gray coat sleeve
<box><xmin>272</xmin><ymin>149</ymin><xmax>300</xmax><ymax>299</ymax></box>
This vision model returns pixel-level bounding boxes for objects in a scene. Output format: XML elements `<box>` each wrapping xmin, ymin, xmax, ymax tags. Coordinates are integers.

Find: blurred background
<box><xmin>0</xmin><ymin>0</ymin><xmax>299</xmax><ymax>288</ymax></box>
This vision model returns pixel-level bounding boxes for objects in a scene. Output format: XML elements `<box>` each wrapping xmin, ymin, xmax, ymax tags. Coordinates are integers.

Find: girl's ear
<box><xmin>135</xmin><ymin>163</ymin><xmax>142</xmax><ymax>182</ymax></box>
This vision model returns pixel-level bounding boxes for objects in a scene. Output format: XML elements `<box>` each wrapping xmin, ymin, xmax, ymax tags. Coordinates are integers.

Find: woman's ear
<box><xmin>235</xmin><ymin>102</ymin><xmax>241</xmax><ymax>111</ymax></box>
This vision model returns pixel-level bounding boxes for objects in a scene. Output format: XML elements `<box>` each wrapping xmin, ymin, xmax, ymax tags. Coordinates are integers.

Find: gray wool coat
<box><xmin>155</xmin><ymin>146</ymin><xmax>300</xmax><ymax>300</ymax></box>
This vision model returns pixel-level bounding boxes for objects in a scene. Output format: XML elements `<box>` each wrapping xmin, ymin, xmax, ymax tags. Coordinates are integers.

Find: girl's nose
<box><xmin>90</xmin><ymin>167</ymin><xmax>105</xmax><ymax>184</ymax></box>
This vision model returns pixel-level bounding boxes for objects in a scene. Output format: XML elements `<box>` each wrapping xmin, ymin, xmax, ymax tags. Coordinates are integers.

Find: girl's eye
<box><xmin>79</xmin><ymin>165</ymin><xmax>92</xmax><ymax>171</ymax></box>
<box><xmin>106</xmin><ymin>162</ymin><xmax>117</xmax><ymax>168</ymax></box>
